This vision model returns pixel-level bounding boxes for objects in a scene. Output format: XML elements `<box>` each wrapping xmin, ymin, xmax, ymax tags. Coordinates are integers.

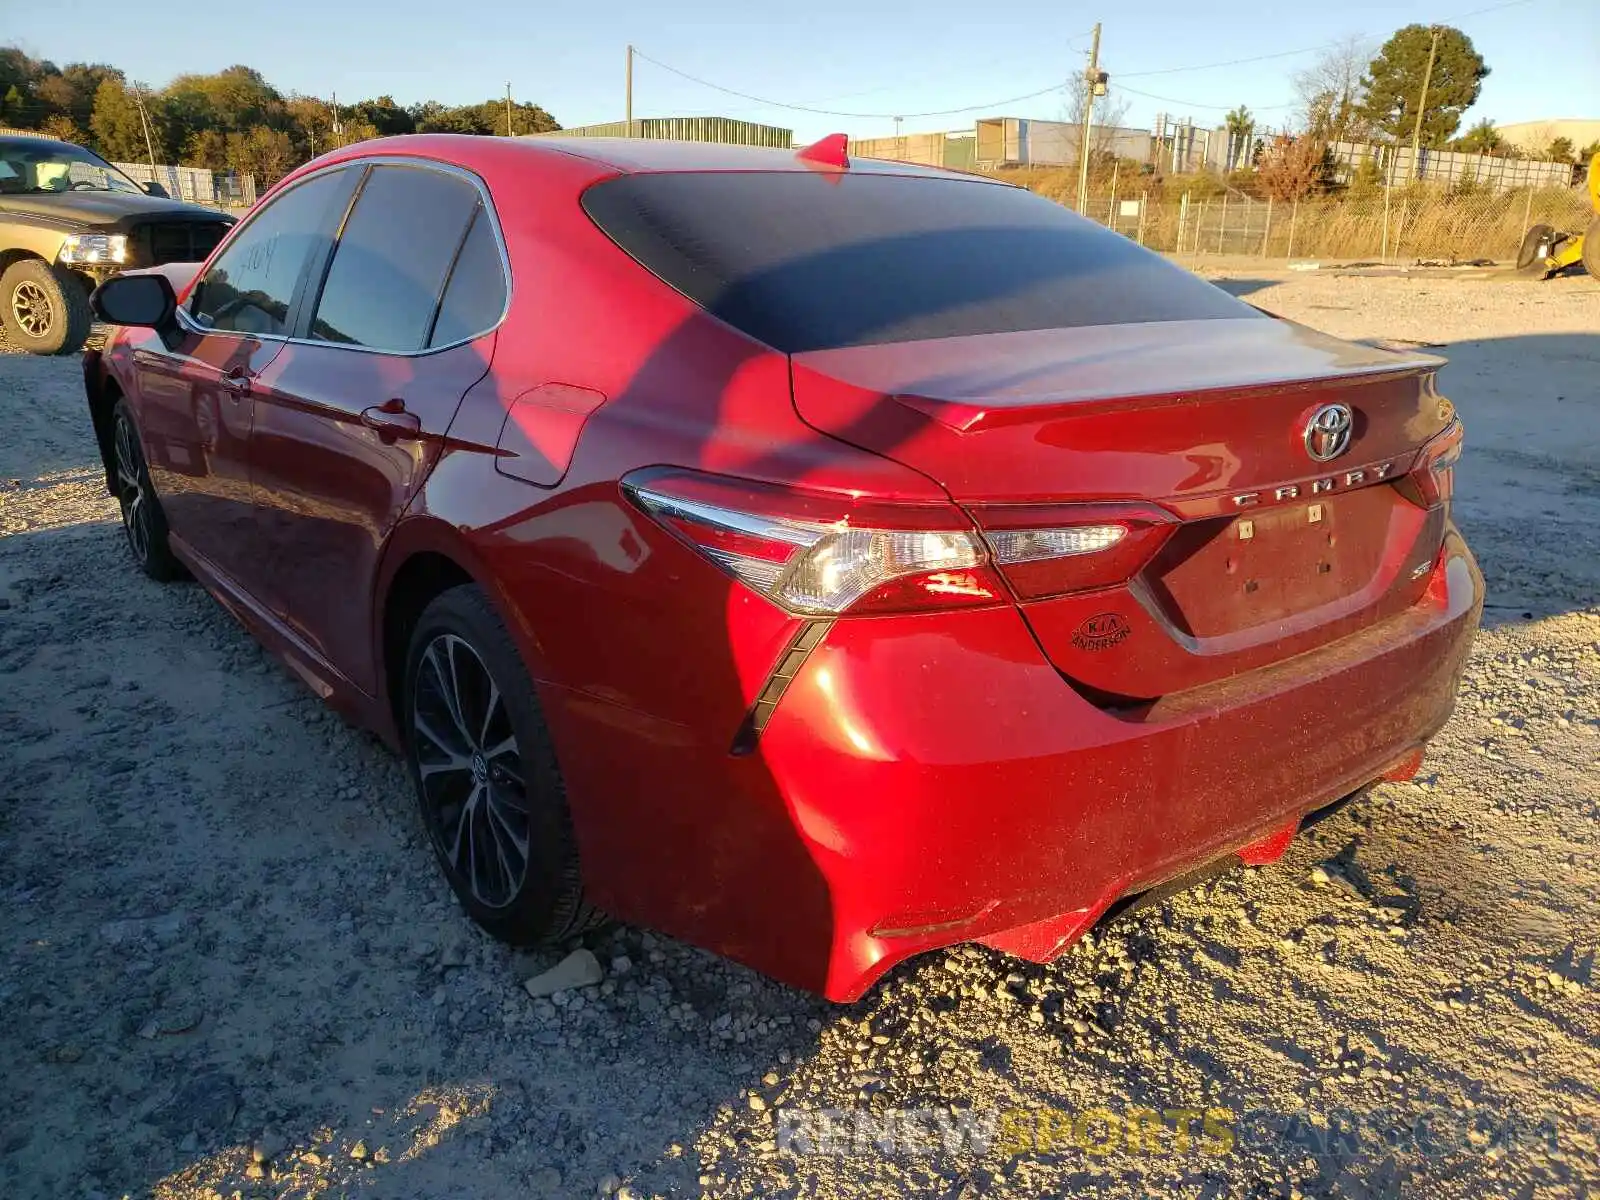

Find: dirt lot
<box><xmin>2</xmin><ymin>270</ymin><xmax>1598</xmax><ymax>1200</ymax></box>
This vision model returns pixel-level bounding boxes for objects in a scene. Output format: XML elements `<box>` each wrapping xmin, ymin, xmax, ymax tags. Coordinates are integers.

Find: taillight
<box><xmin>624</xmin><ymin>470</ymin><xmax>1175</xmax><ymax>615</ymax></box>
<box><xmin>972</xmin><ymin>502</ymin><xmax>1178</xmax><ymax>600</ymax></box>
<box><xmin>1410</xmin><ymin>419</ymin><xmax>1463</xmax><ymax>507</ymax></box>
<box><xmin>622</xmin><ymin>469</ymin><xmax>1004</xmax><ymax>615</ymax></box>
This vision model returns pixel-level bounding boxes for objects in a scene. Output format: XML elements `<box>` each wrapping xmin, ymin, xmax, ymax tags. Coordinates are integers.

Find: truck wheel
<box><xmin>1516</xmin><ymin>224</ymin><xmax>1555</xmax><ymax>275</ymax></box>
<box><xmin>1515</xmin><ymin>224</ymin><xmax>1553</xmax><ymax>273</ymax></box>
<box><xmin>0</xmin><ymin>259</ymin><xmax>93</xmax><ymax>355</ymax></box>
<box><xmin>1582</xmin><ymin>217</ymin><xmax>1600</xmax><ymax>280</ymax></box>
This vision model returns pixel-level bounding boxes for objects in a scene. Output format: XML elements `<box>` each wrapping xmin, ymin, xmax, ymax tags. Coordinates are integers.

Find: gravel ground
<box><xmin>1</xmin><ymin>270</ymin><xmax>1597</xmax><ymax>1200</ymax></box>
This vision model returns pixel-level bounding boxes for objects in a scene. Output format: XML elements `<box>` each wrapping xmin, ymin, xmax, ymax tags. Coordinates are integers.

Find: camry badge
<box><xmin>1304</xmin><ymin>403</ymin><xmax>1354</xmax><ymax>462</ymax></box>
<box><xmin>1231</xmin><ymin>460</ymin><xmax>1394</xmax><ymax>507</ymax></box>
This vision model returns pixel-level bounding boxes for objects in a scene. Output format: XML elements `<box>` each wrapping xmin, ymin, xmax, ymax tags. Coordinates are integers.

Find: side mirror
<box><xmin>91</xmin><ymin>272</ymin><xmax>177</xmax><ymax>329</ymax></box>
<box><xmin>143</xmin><ymin>180</ymin><xmax>169</xmax><ymax>198</ymax></box>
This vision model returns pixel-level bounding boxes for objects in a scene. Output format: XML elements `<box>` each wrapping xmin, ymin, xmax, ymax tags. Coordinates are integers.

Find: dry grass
<box><xmin>1014</xmin><ymin>170</ymin><xmax>1595</xmax><ymax>263</ymax></box>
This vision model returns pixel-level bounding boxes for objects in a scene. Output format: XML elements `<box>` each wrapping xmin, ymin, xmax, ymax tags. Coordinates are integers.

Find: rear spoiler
<box><xmin>794</xmin><ymin>317</ymin><xmax>1446</xmax><ymax>434</ymax></box>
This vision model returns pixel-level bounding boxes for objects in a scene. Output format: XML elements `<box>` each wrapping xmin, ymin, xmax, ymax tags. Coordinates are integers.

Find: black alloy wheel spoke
<box><xmin>115</xmin><ymin>419</ymin><xmax>149</xmax><ymax>560</ymax></box>
<box><xmin>413</xmin><ymin>634</ymin><xmax>530</xmax><ymax>908</ymax></box>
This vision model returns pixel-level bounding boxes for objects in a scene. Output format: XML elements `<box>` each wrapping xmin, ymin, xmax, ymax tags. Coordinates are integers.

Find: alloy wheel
<box><xmin>411</xmin><ymin>633</ymin><xmax>530</xmax><ymax>908</ymax></box>
<box><xmin>11</xmin><ymin>280</ymin><xmax>53</xmax><ymax>338</ymax></box>
<box><xmin>114</xmin><ymin>416</ymin><xmax>150</xmax><ymax>563</ymax></box>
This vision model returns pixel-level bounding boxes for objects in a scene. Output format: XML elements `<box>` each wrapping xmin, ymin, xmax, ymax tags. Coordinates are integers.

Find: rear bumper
<box><xmin>747</xmin><ymin>530</ymin><xmax>1482</xmax><ymax>1001</ymax></box>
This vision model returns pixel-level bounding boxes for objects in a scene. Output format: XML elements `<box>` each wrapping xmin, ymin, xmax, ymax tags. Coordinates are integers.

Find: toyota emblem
<box><xmin>1304</xmin><ymin>403</ymin><xmax>1354</xmax><ymax>462</ymax></box>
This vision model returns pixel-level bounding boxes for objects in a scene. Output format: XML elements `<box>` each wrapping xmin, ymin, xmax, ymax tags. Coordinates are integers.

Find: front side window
<box><xmin>189</xmin><ymin>169</ymin><xmax>353</xmax><ymax>337</ymax></box>
<box><xmin>309</xmin><ymin>165</ymin><xmax>482</xmax><ymax>352</ymax></box>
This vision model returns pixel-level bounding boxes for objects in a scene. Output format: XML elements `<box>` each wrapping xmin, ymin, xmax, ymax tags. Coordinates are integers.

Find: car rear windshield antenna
<box><xmin>795</xmin><ymin>133</ymin><xmax>849</xmax><ymax>170</ymax></box>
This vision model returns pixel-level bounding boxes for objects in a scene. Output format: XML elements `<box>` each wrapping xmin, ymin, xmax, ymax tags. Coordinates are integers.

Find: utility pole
<box><xmin>625</xmin><ymin>44</ymin><xmax>634</xmax><ymax>138</ymax></box>
<box><xmin>1408</xmin><ymin>25</ymin><xmax>1441</xmax><ymax>184</ymax></box>
<box><xmin>1076</xmin><ymin>22</ymin><xmax>1103</xmax><ymax>216</ymax></box>
<box><xmin>130</xmin><ymin>84</ymin><xmax>159</xmax><ymax>175</ymax></box>
<box><xmin>330</xmin><ymin>93</ymin><xmax>343</xmax><ymax>149</ymax></box>
<box><xmin>506</xmin><ymin>83</ymin><xmax>515</xmax><ymax>136</ymax></box>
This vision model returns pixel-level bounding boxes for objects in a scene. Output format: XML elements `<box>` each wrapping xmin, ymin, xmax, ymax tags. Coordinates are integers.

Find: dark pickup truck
<box><xmin>1</xmin><ymin>134</ymin><xmax>235</xmax><ymax>354</ymax></box>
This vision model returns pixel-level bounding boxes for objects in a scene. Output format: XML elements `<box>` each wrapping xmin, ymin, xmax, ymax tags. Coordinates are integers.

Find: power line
<box><xmin>1119</xmin><ymin>0</ymin><xmax>1539</xmax><ymax>79</ymax></box>
<box><xmin>1116</xmin><ymin>83</ymin><xmax>1297</xmax><ymax>112</ymax></box>
<box><xmin>631</xmin><ymin>48</ymin><xmax>1072</xmax><ymax>120</ymax></box>
<box><xmin>651</xmin><ymin>38</ymin><xmax>1096</xmax><ymax>128</ymax></box>
<box><xmin>636</xmin><ymin>0</ymin><xmax>1541</xmax><ymax>129</ymax></box>
<box><xmin>1440</xmin><ymin>0</ymin><xmax>1541</xmax><ymax>21</ymax></box>
<box><xmin>799</xmin><ymin>35</ymin><xmax>1097</xmax><ymax>108</ymax></box>
<box><xmin>1120</xmin><ymin>45</ymin><xmax>1339</xmax><ymax>80</ymax></box>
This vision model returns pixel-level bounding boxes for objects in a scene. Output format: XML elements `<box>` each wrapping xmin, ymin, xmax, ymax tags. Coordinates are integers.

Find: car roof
<box><xmin>0</xmin><ymin>135</ymin><xmax>81</xmax><ymax>153</ymax></box>
<box><xmin>285</xmin><ymin>133</ymin><xmax>1010</xmax><ymax>201</ymax></box>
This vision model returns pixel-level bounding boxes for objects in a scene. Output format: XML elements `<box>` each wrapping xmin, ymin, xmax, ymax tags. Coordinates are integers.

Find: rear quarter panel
<box><xmin>393</xmin><ymin>143</ymin><xmax>951</xmax><ymax>946</ymax></box>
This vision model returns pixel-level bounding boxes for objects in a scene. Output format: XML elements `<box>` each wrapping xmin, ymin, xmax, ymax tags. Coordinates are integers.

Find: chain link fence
<box><xmin>1071</xmin><ymin>185</ymin><xmax>1593</xmax><ymax>264</ymax></box>
<box><xmin>109</xmin><ymin>162</ymin><xmax>257</xmax><ymax>211</ymax></box>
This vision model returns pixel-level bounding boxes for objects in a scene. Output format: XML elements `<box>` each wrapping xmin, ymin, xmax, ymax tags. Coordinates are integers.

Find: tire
<box><xmin>111</xmin><ymin>400</ymin><xmax>184</xmax><ymax>581</ymax></box>
<box><xmin>1515</xmin><ymin>223</ymin><xmax>1554</xmax><ymax>272</ymax></box>
<box><xmin>403</xmin><ymin>584</ymin><xmax>601</xmax><ymax>944</ymax></box>
<box><xmin>0</xmin><ymin>258</ymin><xmax>92</xmax><ymax>355</ymax></box>
<box><xmin>1582</xmin><ymin>217</ymin><xmax>1600</xmax><ymax>280</ymax></box>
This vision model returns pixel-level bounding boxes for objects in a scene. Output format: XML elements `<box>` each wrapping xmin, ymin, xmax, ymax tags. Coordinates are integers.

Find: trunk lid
<box><xmin>790</xmin><ymin>316</ymin><xmax>1456</xmax><ymax>701</ymax></box>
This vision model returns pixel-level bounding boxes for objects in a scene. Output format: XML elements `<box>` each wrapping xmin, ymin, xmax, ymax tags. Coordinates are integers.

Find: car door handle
<box><xmin>361</xmin><ymin>400</ymin><xmax>422</xmax><ymax>440</ymax></box>
<box><xmin>220</xmin><ymin>368</ymin><xmax>252</xmax><ymax>397</ymax></box>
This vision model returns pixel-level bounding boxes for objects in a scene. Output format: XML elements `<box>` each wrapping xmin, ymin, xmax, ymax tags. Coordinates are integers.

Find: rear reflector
<box><xmin>1381</xmin><ymin>747</ymin><xmax>1426</xmax><ymax>782</ymax></box>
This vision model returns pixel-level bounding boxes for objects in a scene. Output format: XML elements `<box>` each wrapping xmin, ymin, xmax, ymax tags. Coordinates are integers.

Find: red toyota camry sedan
<box><xmin>82</xmin><ymin>134</ymin><xmax>1481</xmax><ymax>1001</ymax></box>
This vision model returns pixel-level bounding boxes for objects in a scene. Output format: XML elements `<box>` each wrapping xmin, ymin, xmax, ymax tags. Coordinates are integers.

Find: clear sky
<box><xmin>8</xmin><ymin>0</ymin><xmax>1598</xmax><ymax>143</ymax></box>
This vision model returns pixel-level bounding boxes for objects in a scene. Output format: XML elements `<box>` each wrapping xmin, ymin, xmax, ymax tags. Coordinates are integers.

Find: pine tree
<box><xmin>1358</xmin><ymin>25</ymin><xmax>1488</xmax><ymax>146</ymax></box>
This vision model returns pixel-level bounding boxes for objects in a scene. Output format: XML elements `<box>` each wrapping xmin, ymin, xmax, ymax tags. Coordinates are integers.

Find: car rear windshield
<box><xmin>581</xmin><ymin>171</ymin><xmax>1256</xmax><ymax>354</ymax></box>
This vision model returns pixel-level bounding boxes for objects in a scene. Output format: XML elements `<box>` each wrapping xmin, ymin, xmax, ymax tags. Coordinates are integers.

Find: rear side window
<box><xmin>428</xmin><ymin>208</ymin><xmax>507</xmax><ymax>348</ymax></box>
<box><xmin>582</xmin><ymin>172</ymin><xmax>1256</xmax><ymax>353</ymax></box>
<box><xmin>309</xmin><ymin>164</ymin><xmax>480</xmax><ymax>351</ymax></box>
<box><xmin>190</xmin><ymin>169</ymin><xmax>352</xmax><ymax>336</ymax></box>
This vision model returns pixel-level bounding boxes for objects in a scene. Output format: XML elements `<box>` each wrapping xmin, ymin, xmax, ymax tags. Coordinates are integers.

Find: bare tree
<box><xmin>1293</xmin><ymin>35</ymin><xmax>1377</xmax><ymax>143</ymax></box>
<box><xmin>1063</xmin><ymin>81</ymin><xmax>1132</xmax><ymax>163</ymax></box>
<box><xmin>1519</xmin><ymin>123</ymin><xmax>1556</xmax><ymax>158</ymax></box>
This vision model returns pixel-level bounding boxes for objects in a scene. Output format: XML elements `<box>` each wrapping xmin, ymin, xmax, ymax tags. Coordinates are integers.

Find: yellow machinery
<box><xmin>1518</xmin><ymin>151</ymin><xmax>1600</xmax><ymax>278</ymax></box>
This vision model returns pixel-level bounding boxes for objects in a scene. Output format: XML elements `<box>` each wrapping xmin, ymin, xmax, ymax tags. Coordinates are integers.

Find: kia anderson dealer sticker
<box><xmin>1072</xmin><ymin>612</ymin><xmax>1130</xmax><ymax>652</ymax></box>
